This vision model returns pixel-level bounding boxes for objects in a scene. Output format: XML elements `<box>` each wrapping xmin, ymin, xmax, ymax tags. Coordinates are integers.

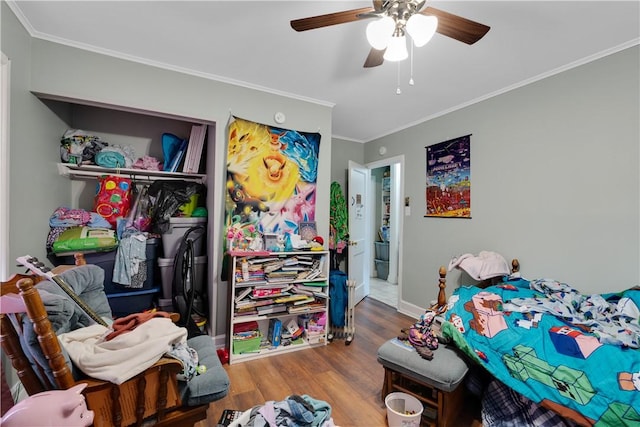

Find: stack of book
<box><xmin>233</xmin><ymin>253</ymin><xmax>327</xmax><ymax>318</ymax></box>
<box><xmin>182</xmin><ymin>123</ymin><xmax>207</xmax><ymax>174</ymax></box>
<box><xmin>292</xmin><ymin>282</ymin><xmax>328</xmax><ymax>299</ymax></box>
<box><xmin>234</xmin><ymin>281</ymin><xmax>326</xmax><ymax>316</ymax></box>
<box><xmin>234</xmin><ymin>264</ymin><xmax>266</xmax><ymax>284</ymax></box>
<box><xmin>265</xmin><ymin>271</ymin><xmax>299</xmax><ymax>283</ymax></box>
<box><xmin>286</xmin><ymin>298</ymin><xmax>325</xmax><ymax>314</ymax></box>
<box><xmin>236</xmin><ymin>256</ymin><xmax>326</xmax><ymax>284</ymax></box>
<box><xmin>235</xmin><ymin>298</ymin><xmax>275</xmax><ymax>317</ymax></box>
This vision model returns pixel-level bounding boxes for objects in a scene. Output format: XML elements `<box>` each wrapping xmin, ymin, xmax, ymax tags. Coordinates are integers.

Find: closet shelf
<box><xmin>57</xmin><ymin>163</ymin><xmax>206</xmax><ymax>183</ymax></box>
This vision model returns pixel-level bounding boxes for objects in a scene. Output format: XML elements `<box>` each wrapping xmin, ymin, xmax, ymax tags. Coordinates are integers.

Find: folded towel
<box><xmin>95</xmin><ymin>150</ymin><xmax>126</xmax><ymax>168</ymax></box>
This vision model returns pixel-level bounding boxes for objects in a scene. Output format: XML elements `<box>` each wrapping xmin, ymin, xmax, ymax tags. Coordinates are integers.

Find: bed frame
<box><xmin>379</xmin><ymin>258</ymin><xmax>521</xmax><ymax>427</ymax></box>
<box><xmin>433</xmin><ymin>258</ymin><xmax>520</xmax><ymax>312</ymax></box>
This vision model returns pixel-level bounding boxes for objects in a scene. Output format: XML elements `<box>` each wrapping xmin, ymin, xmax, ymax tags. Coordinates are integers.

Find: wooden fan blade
<box><xmin>364</xmin><ymin>48</ymin><xmax>385</xmax><ymax>68</ymax></box>
<box><xmin>421</xmin><ymin>6</ymin><xmax>490</xmax><ymax>45</ymax></box>
<box><xmin>291</xmin><ymin>7</ymin><xmax>375</xmax><ymax>32</ymax></box>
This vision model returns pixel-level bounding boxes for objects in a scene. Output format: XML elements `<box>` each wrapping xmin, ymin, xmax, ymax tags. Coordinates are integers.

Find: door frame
<box><xmin>365</xmin><ymin>155</ymin><xmax>405</xmax><ymax>308</ymax></box>
<box><xmin>1</xmin><ymin>52</ymin><xmax>10</xmax><ymax>279</ymax></box>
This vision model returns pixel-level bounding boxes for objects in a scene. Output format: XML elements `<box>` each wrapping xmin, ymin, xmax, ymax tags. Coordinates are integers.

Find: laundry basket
<box><xmin>385</xmin><ymin>392</ymin><xmax>423</xmax><ymax>427</ymax></box>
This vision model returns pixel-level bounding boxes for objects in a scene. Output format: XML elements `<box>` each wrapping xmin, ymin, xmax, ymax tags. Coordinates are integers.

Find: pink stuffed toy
<box><xmin>1</xmin><ymin>384</ymin><xmax>93</xmax><ymax>427</ymax></box>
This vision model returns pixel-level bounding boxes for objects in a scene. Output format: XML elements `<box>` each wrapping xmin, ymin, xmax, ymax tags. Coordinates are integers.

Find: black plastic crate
<box><xmin>107</xmin><ymin>287</ymin><xmax>161</xmax><ymax>318</ymax></box>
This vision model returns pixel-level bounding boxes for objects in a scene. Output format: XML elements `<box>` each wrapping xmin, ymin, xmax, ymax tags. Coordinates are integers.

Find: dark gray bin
<box><xmin>375</xmin><ymin>242</ymin><xmax>389</xmax><ymax>261</ymax></box>
<box><xmin>375</xmin><ymin>259</ymin><xmax>389</xmax><ymax>280</ymax></box>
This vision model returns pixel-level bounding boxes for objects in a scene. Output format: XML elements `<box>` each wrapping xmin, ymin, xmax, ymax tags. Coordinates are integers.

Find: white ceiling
<box><xmin>8</xmin><ymin>1</ymin><xmax>640</xmax><ymax>143</ymax></box>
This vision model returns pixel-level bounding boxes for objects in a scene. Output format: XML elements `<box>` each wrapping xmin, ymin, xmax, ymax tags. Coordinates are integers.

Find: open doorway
<box><xmin>365</xmin><ymin>156</ymin><xmax>404</xmax><ymax>309</ymax></box>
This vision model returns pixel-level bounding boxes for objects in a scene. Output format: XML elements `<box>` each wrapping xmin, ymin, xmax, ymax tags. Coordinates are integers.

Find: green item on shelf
<box><xmin>232</xmin><ymin>332</ymin><xmax>262</xmax><ymax>354</ymax></box>
<box><xmin>52</xmin><ymin>226</ymin><xmax>118</xmax><ymax>255</ymax></box>
<box><xmin>192</xmin><ymin>207</ymin><xmax>208</xmax><ymax>217</ymax></box>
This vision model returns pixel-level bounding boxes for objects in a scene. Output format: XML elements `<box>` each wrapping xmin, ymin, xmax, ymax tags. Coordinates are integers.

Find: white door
<box><xmin>348</xmin><ymin>161</ymin><xmax>370</xmax><ymax>304</ymax></box>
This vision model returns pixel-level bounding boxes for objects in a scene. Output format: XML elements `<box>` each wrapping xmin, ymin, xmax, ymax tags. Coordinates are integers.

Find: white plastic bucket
<box><xmin>385</xmin><ymin>392</ymin><xmax>423</xmax><ymax>427</ymax></box>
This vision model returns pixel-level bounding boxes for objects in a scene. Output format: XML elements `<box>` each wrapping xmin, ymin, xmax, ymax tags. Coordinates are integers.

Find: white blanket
<box><xmin>58</xmin><ymin>317</ymin><xmax>187</xmax><ymax>384</ymax></box>
<box><xmin>448</xmin><ymin>251</ymin><xmax>510</xmax><ymax>280</ymax></box>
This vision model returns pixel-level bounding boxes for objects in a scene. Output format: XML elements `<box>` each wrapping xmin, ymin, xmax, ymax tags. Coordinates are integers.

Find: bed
<box><xmin>436</xmin><ymin>257</ymin><xmax>640</xmax><ymax>426</ymax></box>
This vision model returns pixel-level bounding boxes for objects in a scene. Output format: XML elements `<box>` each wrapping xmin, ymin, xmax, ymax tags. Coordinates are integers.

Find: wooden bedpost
<box><xmin>512</xmin><ymin>258</ymin><xmax>520</xmax><ymax>274</ymax></box>
<box><xmin>436</xmin><ymin>266</ymin><xmax>447</xmax><ymax>312</ymax></box>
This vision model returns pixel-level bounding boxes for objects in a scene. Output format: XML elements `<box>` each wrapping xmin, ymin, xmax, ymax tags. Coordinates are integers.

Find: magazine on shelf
<box><xmin>292</xmin><ymin>296</ymin><xmax>315</xmax><ymax>305</ymax></box>
<box><xmin>235</xmin><ymin>287</ymin><xmax>253</xmax><ymax>303</ymax></box>
<box><xmin>256</xmin><ymin>304</ymin><xmax>287</xmax><ymax>315</ymax></box>
<box><xmin>168</xmin><ymin>138</ymin><xmax>188</xmax><ymax>172</ymax></box>
<box><xmin>183</xmin><ymin>123</ymin><xmax>207</xmax><ymax>173</ymax></box>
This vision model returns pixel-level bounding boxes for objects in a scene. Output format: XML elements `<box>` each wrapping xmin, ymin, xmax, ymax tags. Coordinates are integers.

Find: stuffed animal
<box><xmin>1</xmin><ymin>384</ymin><xmax>93</xmax><ymax>427</ymax></box>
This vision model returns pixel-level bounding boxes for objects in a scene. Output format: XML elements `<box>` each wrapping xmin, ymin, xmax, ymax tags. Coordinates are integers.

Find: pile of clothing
<box><xmin>229</xmin><ymin>395</ymin><xmax>337</xmax><ymax>427</ymax></box>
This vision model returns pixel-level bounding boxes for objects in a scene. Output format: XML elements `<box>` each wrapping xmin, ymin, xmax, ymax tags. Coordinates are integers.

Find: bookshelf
<box><xmin>228</xmin><ymin>250</ymin><xmax>330</xmax><ymax>364</ymax></box>
<box><xmin>382</xmin><ymin>176</ymin><xmax>390</xmax><ymax>227</ymax></box>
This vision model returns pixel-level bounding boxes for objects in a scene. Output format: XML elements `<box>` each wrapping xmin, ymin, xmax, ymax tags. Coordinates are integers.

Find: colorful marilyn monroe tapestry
<box><xmin>225</xmin><ymin>116</ymin><xmax>321</xmax><ymax>247</ymax></box>
<box><xmin>425</xmin><ymin>134</ymin><xmax>471</xmax><ymax>218</ymax></box>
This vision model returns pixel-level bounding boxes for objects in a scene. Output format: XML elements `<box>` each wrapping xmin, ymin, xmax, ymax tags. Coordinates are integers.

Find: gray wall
<box><xmin>330</xmin><ymin>137</ymin><xmax>364</xmax><ymax>191</ymax></box>
<box><xmin>329</xmin><ymin>138</ymin><xmax>364</xmax><ymax>271</ymax></box>
<box><xmin>2</xmin><ymin>2</ymin><xmax>71</xmax><ymax>271</ymax></box>
<box><xmin>2</xmin><ymin>2</ymin><xmax>333</xmax><ymax>340</ymax></box>
<box><xmin>364</xmin><ymin>45</ymin><xmax>640</xmax><ymax>312</ymax></box>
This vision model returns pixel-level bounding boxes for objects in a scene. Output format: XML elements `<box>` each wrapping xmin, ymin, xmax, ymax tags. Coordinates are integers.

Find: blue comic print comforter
<box><xmin>442</xmin><ymin>277</ymin><xmax>640</xmax><ymax>426</ymax></box>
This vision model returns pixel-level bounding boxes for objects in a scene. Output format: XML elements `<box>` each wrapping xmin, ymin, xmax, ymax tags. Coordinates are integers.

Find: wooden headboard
<box><xmin>433</xmin><ymin>258</ymin><xmax>520</xmax><ymax>312</ymax></box>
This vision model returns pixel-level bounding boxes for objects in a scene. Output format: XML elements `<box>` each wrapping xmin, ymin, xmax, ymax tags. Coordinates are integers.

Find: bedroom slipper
<box><xmin>415</xmin><ymin>346</ymin><xmax>433</xmax><ymax>360</ymax></box>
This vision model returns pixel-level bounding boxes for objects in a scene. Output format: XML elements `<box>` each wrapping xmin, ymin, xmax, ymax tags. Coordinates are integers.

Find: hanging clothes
<box><xmin>329</xmin><ymin>270</ymin><xmax>348</xmax><ymax>328</ymax></box>
<box><xmin>329</xmin><ymin>182</ymin><xmax>348</xmax><ymax>254</ymax></box>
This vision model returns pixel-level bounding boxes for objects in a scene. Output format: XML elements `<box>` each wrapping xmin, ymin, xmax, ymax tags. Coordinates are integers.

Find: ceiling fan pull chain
<box><xmin>409</xmin><ymin>43</ymin><xmax>415</xmax><ymax>86</ymax></box>
<box><xmin>396</xmin><ymin>62</ymin><xmax>402</xmax><ymax>95</ymax></box>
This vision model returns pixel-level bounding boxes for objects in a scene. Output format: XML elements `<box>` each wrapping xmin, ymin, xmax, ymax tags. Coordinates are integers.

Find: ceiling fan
<box><xmin>291</xmin><ymin>0</ymin><xmax>490</xmax><ymax>68</ymax></box>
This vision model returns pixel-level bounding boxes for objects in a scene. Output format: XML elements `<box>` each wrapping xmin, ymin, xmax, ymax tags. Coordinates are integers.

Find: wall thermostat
<box><xmin>274</xmin><ymin>112</ymin><xmax>286</xmax><ymax>124</ymax></box>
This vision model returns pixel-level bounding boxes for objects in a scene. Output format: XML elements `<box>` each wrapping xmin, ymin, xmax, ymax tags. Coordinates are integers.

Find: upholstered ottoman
<box><xmin>178</xmin><ymin>335</ymin><xmax>230</xmax><ymax>406</ymax></box>
<box><xmin>377</xmin><ymin>339</ymin><xmax>470</xmax><ymax>427</ymax></box>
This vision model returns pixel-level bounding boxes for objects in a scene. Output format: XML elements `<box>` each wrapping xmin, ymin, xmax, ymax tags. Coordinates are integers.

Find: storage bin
<box><xmin>385</xmin><ymin>392</ymin><xmax>423</xmax><ymax>427</ymax></box>
<box><xmin>375</xmin><ymin>259</ymin><xmax>389</xmax><ymax>280</ymax></box>
<box><xmin>375</xmin><ymin>242</ymin><xmax>389</xmax><ymax>261</ymax></box>
<box><xmin>52</xmin><ymin>238</ymin><xmax>159</xmax><ymax>295</ymax></box>
<box><xmin>161</xmin><ymin>217</ymin><xmax>206</xmax><ymax>258</ymax></box>
<box><xmin>107</xmin><ymin>287</ymin><xmax>160</xmax><ymax>318</ymax></box>
<box><xmin>157</xmin><ymin>255</ymin><xmax>207</xmax><ymax>300</ymax></box>
<box><xmin>232</xmin><ymin>332</ymin><xmax>262</xmax><ymax>354</ymax></box>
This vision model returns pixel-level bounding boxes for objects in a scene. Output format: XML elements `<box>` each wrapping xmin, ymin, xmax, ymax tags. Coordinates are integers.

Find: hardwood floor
<box><xmin>196</xmin><ymin>297</ymin><xmax>481</xmax><ymax>427</ymax></box>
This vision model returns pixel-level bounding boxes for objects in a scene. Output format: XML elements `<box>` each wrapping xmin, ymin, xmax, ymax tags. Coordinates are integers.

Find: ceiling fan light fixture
<box><xmin>383</xmin><ymin>35</ymin><xmax>408</xmax><ymax>62</ymax></box>
<box><xmin>366</xmin><ymin>16</ymin><xmax>395</xmax><ymax>50</ymax></box>
<box><xmin>406</xmin><ymin>14</ymin><xmax>438</xmax><ymax>47</ymax></box>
